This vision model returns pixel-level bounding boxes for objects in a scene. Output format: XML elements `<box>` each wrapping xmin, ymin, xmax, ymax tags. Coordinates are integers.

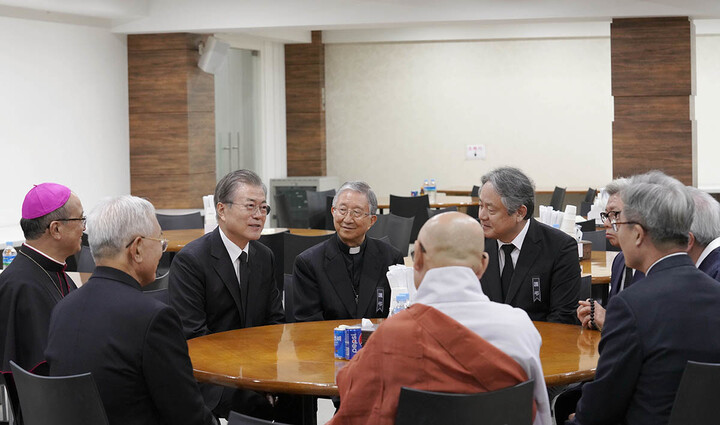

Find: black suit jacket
<box><xmin>169</xmin><ymin>227</ymin><xmax>284</xmax><ymax>340</ymax></box>
<box><xmin>169</xmin><ymin>228</ymin><xmax>284</xmax><ymax>413</ymax></box>
<box><xmin>572</xmin><ymin>254</ymin><xmax>720</xmax><ymax>425</ymax></box>
<box><xmin>608</xmin><ymin>251</ymin><xmax>645</xmax><ymax>301</ymax></box>
<box><xmin>293</xmin><ymin>236</ymin><xmax>404</xmax><ymax>321</ymax></box>
<box><xmin>45</xmin><ymin>267</ymin><xmax>215</xmax><ymax>425</ymax></box>
<box><xmin>481</xmin><ymin>218</ymin><xmax>580</xmax><ymax>324</ymax></box>
<box><xmin>698</xmin><ymin>246</ymin><xmax>720</xmax><ymax>282</ymax></box>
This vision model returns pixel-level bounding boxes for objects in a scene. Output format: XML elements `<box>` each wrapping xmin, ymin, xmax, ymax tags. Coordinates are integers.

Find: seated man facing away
<box><xmin>685</xmin><ymin>186</ymin><xmax>720</xmax><ymax>281</ymax></box>
<box><xmin>569</xmin><ymin>172</ymin><xmax>720</xmax><ymax>425</ymax></box>
<box><xmin>328</xmin><ymin>212</ymin><xmax>551</xmax><ymax>425</ymax></box>
<box><xmin>294</xmin><ymin>181</ymin><xmax>404</xmax><ymax>321</ymax></box>
<box><xmin>0</xmin><ymin>183</ymin><xmax>84</xmax><ymax>371</ymax></box>
<box><xmin>45</xmin><ymin>195</ymin><xmax>217</xmax><ymax>425</ymax></box>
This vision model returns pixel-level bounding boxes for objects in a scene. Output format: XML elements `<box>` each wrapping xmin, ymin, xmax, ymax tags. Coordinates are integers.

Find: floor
<box><xmin>218</xmin><ymin>398</ymin><xmax>335</xmax><ymax>424</ymax></box>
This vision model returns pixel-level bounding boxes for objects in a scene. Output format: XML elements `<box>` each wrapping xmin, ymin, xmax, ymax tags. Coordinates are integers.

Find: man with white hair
<box><xmin>45</xmin><ymin>195</ymin><xmax>217</xmax><ymax>425</ymax></box>
<box><xmin>329</xmin><ymin>212</ymin><xmax>550</xmax><ymax>425</ymax></box>
<box><xmin>568</xmin><ymin>172</ymin><xmax>720</xmax><ymax>425</ymax></box>
<box><xmin>686</xmin><ymin>186</ymin><xmax>720</xmax><ymax>281</ymax></box>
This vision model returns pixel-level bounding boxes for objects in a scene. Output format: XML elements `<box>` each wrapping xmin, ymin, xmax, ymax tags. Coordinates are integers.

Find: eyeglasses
<box><xmin>125</xmin><ymin>236</ymin><xmax>169</xmax><ymax>252</ymax></box>
<box><xmin>411</xmin><ymin>241</ymin><xmax>427</xmax><ymax>261</ymax></box>
<box><xmin>226</xmin><ymin>202</ymin><xmax>271</xmax><ymax>216</ymax></box>
<box><xmin>600</xmin><ymin>211</ymin><xmax>621</xmax><ymax>223</ymax></box>
<box><xmin>611</xmin><ymin>221</ymin><xmax>643</xmax><ymax>232</ymax></box>
<box><xmin>53</xmin><ymin>216</ymin><xmax>87</xmax><ymax>227</ymax></box>
<box><xmin>332</xmin><ymin>207</ymin><xmax>372</xmax><ymax>219</ymax></box>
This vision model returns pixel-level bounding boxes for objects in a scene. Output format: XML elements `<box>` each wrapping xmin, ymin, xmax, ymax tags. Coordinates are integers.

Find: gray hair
<box><xmin>481</xmin><ymin>167</ymin><xmax>535</xmax><ymax>219</ymax></box>
<box><xmin>215</xmin><ymin>169</ymin><xmax>267</xmax><ymax>211</ymax></box>
<box><xmin>20</xmin><ymin>202</ymin><xmax>70</xmax><ymax>240</ymax></box>
<box><xmin>621</xmin><ymin>172</ymin><xmax>693</xmax><ymax>248</ymax></box>
<box><xmin>604</xmin><ymin>178</ymin><xmax>629</xmax><ymax>197</ymax></box>
<box><xmin>687</xmin><ymin>187</ymin><xmax>720</xmax><ymax>246</ymax></box>
<box><xmin>332</xmin><ymin>181</ymin><xmax>378</xmax><ymax>215</ymax></box>
<box><xmin>87</xmin><ymin>195</ymin><xmax>157</xmax><ymax>260</ymax></box>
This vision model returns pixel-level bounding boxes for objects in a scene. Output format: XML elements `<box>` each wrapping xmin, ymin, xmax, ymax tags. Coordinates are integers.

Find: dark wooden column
<box><xmin>611</xmin><ymin>17</ymin><xmax>694</xmax><ymax>185</ymax></box>
<box><xmin>128</xmin><ymin>34</ymin><xmax>216</xmax><ymax>208</ymax></box>
<box><xmin>285</xmin><ymin>31</ymin><xmax>326</xmax><ymax>176</ymax></box>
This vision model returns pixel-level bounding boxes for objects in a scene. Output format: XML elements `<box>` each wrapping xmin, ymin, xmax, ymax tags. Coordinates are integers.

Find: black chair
<box><xmin>579</xmin><ymin>201</ymin><xmax>593</xmax><ymax>217</ymax></box>
<box><xmin>0</xmin><ymin>371</ymin><xmax>22</xmax><ymax>425</ymax></box>
<box><xmin>228</xmin><ymin>410</ymin><xmax>292</xmax><ymax>425</ymax></box>
<box><xmin>389</xmin><ymin>195</ymin><xmax>430</xmax><ymax>244</ymax></box>
<box><xmin>549</xmin><ymin>186</ymin><xmax>566</xmax><ymax>211</ymax></box>
<box><xmin>668</xmin><ymin>361</ymin><xmax>720</xmax><ymax>425</ymax></box>
<box><xmin>583</xmin><ymin>188</ymin><xmax>597</xmax><ymax>204</ymax></box>
<box><xmin>76</xmin><ymin>245</ymin><xmax>96</xmax><ymax>273</ymax></box>
<box><xmin>258</xmin><ymin>231</ymin><xmax>287</xmax><ymax>292</ymax></box>
<box><xmin>465</xmin><ymin>185</ymin><xmax>481</xmax><ymax>219</ymax></box>
<box><xmin>274</xmin><ymin>193</ymin><xmax>293</xmax><ymax>228</ymax></box>
<box><xmin>577</xmin><ymin>219</ymin><xmax>596</xmax><ymax>232</ymax></box>
<box><xmin>306</xmin><ymin>189</ymin><xmax>336</xmax><ymax>230</ymax></box>
<box><xmin>577</xmin><ymin>275</ymin><xmax>592</xmax><ymax>302</ymax></box>
<box><xmin>427</xmin><ymin>206</ymin><xmax>458</xmax><ymax>218</ymax></box>
<box><xmin>155</xmin><ymin>212</ymin><xmax>203</xmax><ymax>230</ymax></box>
<box><xmin>395</xmin><ymin>380</ymin><xmax>534</xmax><ymax>425</ymax></box>
<box><xmin>283</xmin><ymin>274</ymin><xmax>295</xmax><ymax>323</ymax></box>
<box><xmin>325</xmin><ymin>196</ymin><xmax>335</xmax><ymax>231</ymax></box>
<box><xmin>143</xmin><ymin>288</ymin><xmax>169</xmax><ymax>305</ymax></box>
<box><xmin>366</xmin><ymin>213</ymin><xmax>414</xmax><ymax>256</ymax></box>
<box><xmin>9</xmin><ymin>361</ymin><xmax>109</xmax><ymax>425</ymax></box>
<box><xmin>282</xmin><ymin>233</ymin><xmax>335</xmax><ymax>275</ymax></box>
<box><xmin>582</xmin><ymin>230</ymin><xmax>607</xmax><ymax>252</ymax></box>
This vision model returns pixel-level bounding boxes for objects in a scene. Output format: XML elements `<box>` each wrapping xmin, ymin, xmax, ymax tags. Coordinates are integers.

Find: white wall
<box><xmin>696</xmin><ymin>34</ymin><xmax>720</xmax><ymax>191</ymax></box>
<box><xmin>0</xmin><ymin>16</ymin><xmax>129</xmax><ymax>231</ymax></box>
<box><xmin>325</xmin><ymin>38</ymin><xmax>613</xmax><ymax>196</ymax></box>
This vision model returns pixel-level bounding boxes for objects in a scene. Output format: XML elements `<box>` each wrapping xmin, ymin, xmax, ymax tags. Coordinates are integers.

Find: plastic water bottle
<box><xmin>427</xmin><ymin>178</ymin><xmax>437</xmax><ymax>204</ymax></box>
<box><xmin>2</xmin><ymin>242</ymin><xmax>16</xmax><ymax>270</ymax></box>
<box><xmin>391</xmin><ymin>292</ymin><xmax>410</xmax><ymax>316</ymax></box>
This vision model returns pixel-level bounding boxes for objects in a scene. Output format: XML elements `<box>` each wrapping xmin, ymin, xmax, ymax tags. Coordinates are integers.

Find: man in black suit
<box><xmin>569</xmin><ymin>172</ymin><xmax>720</xmax><ymax>425</ymax></box>
<box><xmin>169</xmin><ymin>169</ymin><xmax>284</xmax><ymax>419</ymax></box>
<box><xmin>294</xmin><ymin>181</ymin><xmax>404</xmax><ymax>321</ymax></box>
<box><xmin>577</xmin><ymin>178</ymin><xmax>644</xmax><ymax>331</ymax></box>
<box><xmin>478</xmin><ymin>167</ymin><xmax>580</xmax><ymax>324</ymax></box>
<box><xmin>45</xmin><ymin>195</ymin><xmax>216</xmax><ymax>425</ymax></box>
<box><xmin>686</xmin><ymin>186</ymin><xmax>720</xmax><ymax>281</ymax></box>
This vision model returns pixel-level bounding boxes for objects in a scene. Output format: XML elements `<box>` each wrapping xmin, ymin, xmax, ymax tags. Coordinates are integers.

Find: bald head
<box><xmin>413</xmin><ymin>212</ymin><xmax>489</xmax><ymax>288</ymax></box>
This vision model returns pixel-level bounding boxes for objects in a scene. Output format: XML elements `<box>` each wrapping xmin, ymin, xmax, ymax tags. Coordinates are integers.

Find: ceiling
<box><xmin>1</xmin><ymin>0</ymin><xmax>720</xmax><ymax>41</ymax></box>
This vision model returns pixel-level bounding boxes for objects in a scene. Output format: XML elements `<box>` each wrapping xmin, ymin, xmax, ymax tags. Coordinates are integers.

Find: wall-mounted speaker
<box><xmin>198</xmin><ymin>36</ymin><xmax>230</xmax><ymax>74</ymax></box>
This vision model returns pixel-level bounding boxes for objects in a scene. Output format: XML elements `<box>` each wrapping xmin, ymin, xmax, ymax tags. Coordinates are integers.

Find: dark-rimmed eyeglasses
<box><xmin>332</xmin><ymin>207</ymin><xmax>372</xmax><ymax>219</ymax></box>
<box><xmin>599</xmin><ymin>211</ymin><xmax>621</xmax><ymax>223</ymax></box>
<box><xmin>611</xmin><ymin>221</ymin><xmax>643</xmax><ymax>232</ymax></box>
<box><xmin>226</xmin><ymin>202</ymin><xmax>271</xmax><ymax>216</ymax></box>
<box><xmin>125</xmin><ymin>236</ymin><xmax>169</xmax><ymax>252</ymax></box>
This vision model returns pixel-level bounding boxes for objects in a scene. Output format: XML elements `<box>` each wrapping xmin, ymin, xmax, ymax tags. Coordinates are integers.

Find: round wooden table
<box><xmin>187</xmin><ymin>319</ymin><xmax>601</xmax><ymax>396</ymax></box>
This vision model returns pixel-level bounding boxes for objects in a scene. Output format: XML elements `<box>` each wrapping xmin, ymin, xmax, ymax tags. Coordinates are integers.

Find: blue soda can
<box><xmin>345</xmin><ymin>326</ymin><xmax>362</xmax><ymax>360</ymax></box>
<box><xmin>334</xmin><ymin>326</ymin><xmax>346</xmax><ymax>359</ymax></box>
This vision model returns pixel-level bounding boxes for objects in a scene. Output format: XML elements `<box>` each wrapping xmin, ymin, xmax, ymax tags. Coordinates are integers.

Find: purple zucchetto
<box><xmin>21</xmin><ymin>183</ymin><xmax>72</xmax><ymax>219</ymax></box>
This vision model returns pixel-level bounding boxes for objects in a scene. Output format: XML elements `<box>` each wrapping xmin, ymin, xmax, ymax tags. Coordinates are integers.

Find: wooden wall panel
<box><xmin>128</xmin><ymin>33</ymin><xmax>216</xmax><ymax>209</ymax></box>
<box><xmin>285</xmin><ymin>30</ymin><xmax>326</xmax><ymax>176</ymax></box>
<box><xmin>611</xmin><ymin>18</ymin><xmax>694</xmax><ymax>185</ymax></box>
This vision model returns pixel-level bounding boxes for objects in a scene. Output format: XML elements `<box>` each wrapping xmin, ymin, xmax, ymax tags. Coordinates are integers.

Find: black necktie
<box><xmin>239</xmin><ymin>251</ymin><xmax>249</xmax><ymax>314</ymax></box>
<box><xmin>500</xmin><ymin>244</ymin><xmax>515</xmax><ymax>301</ymax></box>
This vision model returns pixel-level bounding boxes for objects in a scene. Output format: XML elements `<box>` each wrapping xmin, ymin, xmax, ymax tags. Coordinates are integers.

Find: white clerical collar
<box><xmin>646</xmin><ymin>252</ymin><xmax>688</xmax><ymax>275</ymax></box>
<box><xmin>218</xmin><ymin>227</ymin><xmax>249</xmax><ymax>264</ymax></box>
<box><xmin>349</xmin><ymin>246</ymin><xmax>361</xmax><ymax>254</ymax></box>
<box><xmin>22</xmin><ymin>243</ymin><xmax>66</xmax><ymax>266</ymax></box>
<box><xmin>696</xmin><ymin>236</ymin><xmax>720</xmax><ymax>267</ymax></box>
<box><xmin>496</xmin><ymin>219</ymin><xmax>531</xmax><ymax>252</ymax></box>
